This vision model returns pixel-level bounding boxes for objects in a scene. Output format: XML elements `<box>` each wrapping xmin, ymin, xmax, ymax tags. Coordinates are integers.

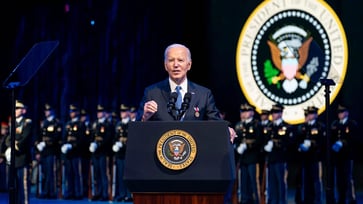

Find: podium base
<box><xmin>132</xmin><ymin>192</ymin><xmax>225</xmax><ymax>204</ymax></box>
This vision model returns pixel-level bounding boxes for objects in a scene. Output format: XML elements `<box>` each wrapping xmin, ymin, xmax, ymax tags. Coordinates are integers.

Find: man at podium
<box><xmin>136</xmin><ymin>43</ymin><xmax>236</xmax><ymax>141</ymax></box>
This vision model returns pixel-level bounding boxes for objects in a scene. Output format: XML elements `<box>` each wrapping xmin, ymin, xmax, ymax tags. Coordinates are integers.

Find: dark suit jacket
<box><xmin>136</xmin><ymin>79</ymin><xmax>221</xmax><ymax>121</ymax></box>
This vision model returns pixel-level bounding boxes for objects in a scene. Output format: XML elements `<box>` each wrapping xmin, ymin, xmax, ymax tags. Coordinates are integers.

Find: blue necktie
<box><xmin>175</xmin><ymin>86</ymin><xmax>182</xmax><ymax>110</ymax></box>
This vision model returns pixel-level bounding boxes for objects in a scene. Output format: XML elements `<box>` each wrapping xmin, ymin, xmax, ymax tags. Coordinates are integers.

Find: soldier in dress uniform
<box><xmin>263</xmin><ymin>104</ymin><xmax>293</xmax><ymax>204</ymax></box>
<box><xmin>259</xmin><ymin>109</ymin><xmax>271</xmax><ymax>204</ymax></box>
<box><xmin>295</xmin><ymin>106</ymin><xmax>324</xmax><ymax>204</ymax></box>
<box><xmin>112</xmin><ymin>104</ymin><xmax>133</xmax><ymax>202</ymax></box>
<box><xmin>89</xmin><ymin>104</ymin><xmax>113</xmax><ymax>201</ymax></box>
<box><xmin>234</xmin><ymin>103</ymin><xmax>263</xmax><ymax>204</ymax></box>
<box><xmin>0</xmin><ymin>121</ymin><xmax>9</xmax><ymax>192</ymax></box>
<box><xmin>330</xmin><ymin>105</ymin><xmax>359</xmax><ymax>204</ymax></box>
<box><xmin>5</xmin><ymin>100</ymin><xmax>32</xmax><ymax>204</ymax></box>
<box><xmin>129</xmin><ymin>106</ymin><xmax>137</xmax><ymax>122</ymax></box>
<box><xmin>61</xmin><ymin>104</ymin><xmax>84</xmax><ymax>200</ymax></box>
<box><xmin>35</xmin><ymin>104</ymin><xmax>63</xmax><ymax>199</ymax></box>
<box><xmin>80</xmin><ymin>108</ymin><xmax>92</xmax><ymax>198</ymax></box>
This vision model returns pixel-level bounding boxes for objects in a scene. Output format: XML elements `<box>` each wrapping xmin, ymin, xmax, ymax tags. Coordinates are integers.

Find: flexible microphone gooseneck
<box><xmin>168</xmin><ymin>92</ymin><xmax>178</xmax><ymax>120</ymax></box>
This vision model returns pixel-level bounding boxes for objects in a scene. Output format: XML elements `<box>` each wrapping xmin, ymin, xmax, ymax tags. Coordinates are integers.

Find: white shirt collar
<box><xmin>245</xmin><ymin>117</ymin><xmax>253</xmax><ymax>124</ymax></box>
<box><xmin>169</xmin><ymin>78</ymin><xmax>188</xmax><ymax>94</ymax></box>
<box><xmin>273</xmin><ymin>118</ymin><xmax>283</xmax><ymax>126</ymax></box>
<box><xmin>340</xmin><ymin>117</ymin><xmax>348</xmax><ymax>124</ymax></box>
<box><xmin>16</xmin><ymin>116</ymin><xmax>23</xmax><ymax>123</ymax></box>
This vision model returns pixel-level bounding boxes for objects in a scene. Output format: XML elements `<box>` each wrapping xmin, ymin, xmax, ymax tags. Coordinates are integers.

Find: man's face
<box><xmin>271</xmin><ymin>112</ymin><xmax>282</xmax><ymax>121</ymax></box>
<box><xmin>15</xmin><ymin>108</ymin><xmax>24</xmax><ymax>118</ymax></box>
<box><xmin>338</xmin><ymin>111</ymin><xmax>348</xmax><ymax>120</ymax></box>
<box><xmin>97</xmin><ymin>111</ymin><xmax>105</xmax><ymax>119</ymax></box>
<box><xmin>164</xmin><ymin>46</ymin><xmax>191</xmax><ymax>84</ymax></box>
<box><xmin>307</xmin><ymin>113</ymin><xmax>317</xmax><ymax>122</ymax></box>
<box><xmin>1</xmin><ymin>126</ymin><xmax>8</xmax><ymax>135</ymax></box>
<box><xmin>120</xmin><ymin>111</ymin><xmax>129</xmax><ymax>119</ymax></box>
<box><xmin>260</xmin><ymin>114</ymin><xmax>269</xmax><ymax>121</ymax></box>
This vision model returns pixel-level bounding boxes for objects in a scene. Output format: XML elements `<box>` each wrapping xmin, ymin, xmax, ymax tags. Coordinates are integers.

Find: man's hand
<box><xmin>228</xmin><ymin>127</ymin><xmax>237</xmax><ymax>143</ymax></box>
<box><xmin>142</xmin><ymin>100</ymin><xmax>158</xmax><ymax>121</ymax></box>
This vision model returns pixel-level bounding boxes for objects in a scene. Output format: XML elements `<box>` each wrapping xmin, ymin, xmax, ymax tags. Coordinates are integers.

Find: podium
<box><xmin>124</xmin><ymin>121</ymin><xmax>236</xmax><ymax>204</ymax></box>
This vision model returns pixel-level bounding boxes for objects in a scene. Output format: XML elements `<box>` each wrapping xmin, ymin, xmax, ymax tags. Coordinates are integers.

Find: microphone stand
<box><xmin>176</xmin><ymin>93</ymin><xmax>191</xmax><ymax>121</ymax></box>
<box><xmin>320</xmin><ymin>78</ymin><xmax>335</xmax><ymax>204</ymax></box>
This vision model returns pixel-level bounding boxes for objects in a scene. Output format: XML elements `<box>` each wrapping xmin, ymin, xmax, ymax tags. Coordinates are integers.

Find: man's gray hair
<box><xmin>164</xmin><ymin>43</ymin><xmax>192</xmax><ymax>62</ymax></box>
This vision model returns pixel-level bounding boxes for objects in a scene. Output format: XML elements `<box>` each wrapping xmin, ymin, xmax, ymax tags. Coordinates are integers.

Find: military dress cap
<box><xmin>306</xmin><ymin>106</ymin><xmax>318</xmax><ymax>114</ymax></box>
<box><xmin>130</xmin><ymin>106</ymin><xmax>137</xmax><ymax>113</ymax></box>
<box><xmin>240</xmin><ymin>103</ymin><xmax>255</xmax><ymax>112</ymax></box>
<box><xmin>15</xmin><ymin>100</ymin><xmax>26</xmax><ymax>109</ymax></box>
<box><xmin>260</xmin><ymin>109</ymin><xmax>270</xmax><ymax>115</ymax></box>
<box><xmin>44</xmin><ymin>103</ymin><xmax>53</xmax><ymax>111</ymax></box>
<box><xmin>97</xmin><ymin>104</ymin><xmax>106</xmax><ymax>112</ymax></box>
<box><xmin>270</xmin><ymin>103</ymin><xmax>284</xmax><ymax>113</ymax></box>
<box><xmin>303</xmin><ymin>108</ymin><xmax>309</xmax><ymax>116</ymax></box>
<box><xmin>120</xmin><ymin>104</ymin><xmax>130</xmax><ymax>111</ymax></box>
<box><xmin>81</xmin><ymin>109</ymin><xmax>88</xmax><ymax>116</ymax></box>
<box><xmin>337</xmin><ymin>104</ymin><xmax>348</xmax><ymax>112</ymax></box>
<box><xmin>69</xmin><ymin>104</ymin><xmax>79</xmax><ymax>112</ymax></box>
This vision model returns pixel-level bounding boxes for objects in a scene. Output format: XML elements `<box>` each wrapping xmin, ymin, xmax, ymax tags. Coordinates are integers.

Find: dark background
<box><xmin>0</xmin><ymin>0</ymin><xmax>362</xmax><ymax>187</ymax></box>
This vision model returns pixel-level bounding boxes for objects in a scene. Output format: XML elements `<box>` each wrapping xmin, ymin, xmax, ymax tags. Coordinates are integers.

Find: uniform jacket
<box><xmin>63</xmin><ymin>118</ymin><xmax>85</xmax><ymax>158</ymax></box>
<box><xmin>6</xmin><ymin>117</ymin><xmax>32</xmax><ymax>168</ymax></box>
<box><xmin>234</xmin><ymin>119</ymin><xmax>263</xmax><ymax>164</ymax></box>
<box><xmin>330</xmin><ymin>118</ymin><xmax>358</xmax><ymax>161</ymax></box>
<box><xmin>263</xmin><ymin>120</ymin><xmax>294</xmax><ymax>163</ymax></box>
<box><xmin>36</xmin><ymin>117</ymin><xmax>62</xmax><ymax>156</ymax></box>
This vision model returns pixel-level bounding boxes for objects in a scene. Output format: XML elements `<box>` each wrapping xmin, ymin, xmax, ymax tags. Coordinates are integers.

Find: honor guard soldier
<box><xmin>0</xmin><ymin>122</ymin><xmax>9</xmax><ymax>192</ymax></box>
<box><xmin>112</xmin><ymin>104</ymin><xmax>133</xmax><ymax>202</ymax></box>
<box><xmin>295</xmin><ymin>106</ymin><xmax>324</xmax><ymax>204</ymax></box>
<box><xmin>89</xmin><ymin>104</ymin><xmax>113</xmax><ymax>201</ymax></box>
<box><xmin>35</xmin><ymin>104</ymin><xmax>63</xmax><ymax>199</ymax></box>
<box><xmin>234</xmin><ymin>103</ymin><xmax>263</xmax><ymax>204</ymax></box>
<box><xmin>61</xmin><ymin>104</ymin><xmax>84</xmax><ymax>200</ymax></box>
<box><xmin>5</xmin><ymin>100</ymin><xmax>32</xmax><ymax>204</ymax></box>
<box><xmin>263</xmin><ymin>104</ymin><xmax>293</xmax><ymax>204</ymax></box>
<box><xmin>330</xmin><ymin>105</ymin><xmax>359</xmax><ymax>204</ymax></box>
<box><xmin>80</xmin><ymin>109</ymin><xmax>92</xmax><ymax>198</ymax></box>
<box><xmin>259</xmin><ymin>109</ymin><xmax>271</xmax><ymax>204</ymax></box>
<box><xmin>129</xmin><ymin>106</ymin><xmax>137</xmax><ymax>122</ymax></box>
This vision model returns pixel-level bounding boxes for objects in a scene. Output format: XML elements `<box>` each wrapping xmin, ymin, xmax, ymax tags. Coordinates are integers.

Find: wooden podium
<box><xmin>124</xmin><ymin>121</ymin><xmax>236</xmax><ymax>204</ymax></box>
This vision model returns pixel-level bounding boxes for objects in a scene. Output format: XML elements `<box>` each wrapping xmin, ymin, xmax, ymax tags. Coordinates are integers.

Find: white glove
<box><xmin>236</xmin><ymin>143</ymin><xmax>247</xmax><ymax>154</ymax></box>
<box><xmin>36</xmin><ymin>141</ymin><xmax>46</xmax><ymax>152</ymax></box>
<box><xmin>303</xmin><ymin>139</ymin><xmax>311</xmax><ymax>147</ymax></box>
<box><xmin>112</xmin><ymin>141</ymin><xmax>123</xmax><ymax>152</ymax></box>
<box><xmin>332</xmin><ymin>140</ymin><xmax>343</xmax><ymax>152</ymax></box>
<box><xmin>116</xmin><ymin>141</ymin><xmax>123</xmax><ymax>148</ymax></box>
<box><xmin>264</xmin><ymin>140</ymin><xmax>274</xmax><ymax>152</ymax></box>
<box><xmin>89</xmin><ymin>142</ymin><xmax>98</xmax><ymax>153</ymax></box>
<box><xmin>5</xmin><ymin>147</ymin><xmax>11</xmax><ymax>164</ymax></box>
<box><xmin>112</xmin><ymin>144</ymin><xmax>120</xmax><ymax>152</ymax></box>
<box><xmin>61</xmin><ymin>144</ymin><xmax>69</xmax><ymax>154</ymax></box>
<box><xmin>298</xmin><ymin>139</ymin><xmax>311</xmax><ymax>152</ymax></box>
<box><xmin>67</xmin><ymin>143</ymin><xmax>72</xmax><ymax>150</ymax></box>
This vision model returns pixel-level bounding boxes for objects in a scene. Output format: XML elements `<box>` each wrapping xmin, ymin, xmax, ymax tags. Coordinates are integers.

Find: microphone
<box><xmin>181</xmin><ymin>92</ymin><xmax>191</xmax><ymax>111</ymax></box>
<box><xmin>168</xmin><ymin>92</ymin><xmax>178</xmax><ymax>120</ymax></box>
<box><xmin>177</xmin><ymin>92</ymin><xmax>192</xmax><ymax>120</ymax></box>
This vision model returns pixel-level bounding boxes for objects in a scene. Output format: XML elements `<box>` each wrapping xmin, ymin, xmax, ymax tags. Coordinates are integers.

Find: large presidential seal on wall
<box><xmin>236</xmin><ymin>0</ymin><xmax>348</xmax><ymax>124</ymax></box>
<box><xmin>156</xmin><ymin>129</ymin><xmax>197</xmax><ymax>170</ymax></box>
